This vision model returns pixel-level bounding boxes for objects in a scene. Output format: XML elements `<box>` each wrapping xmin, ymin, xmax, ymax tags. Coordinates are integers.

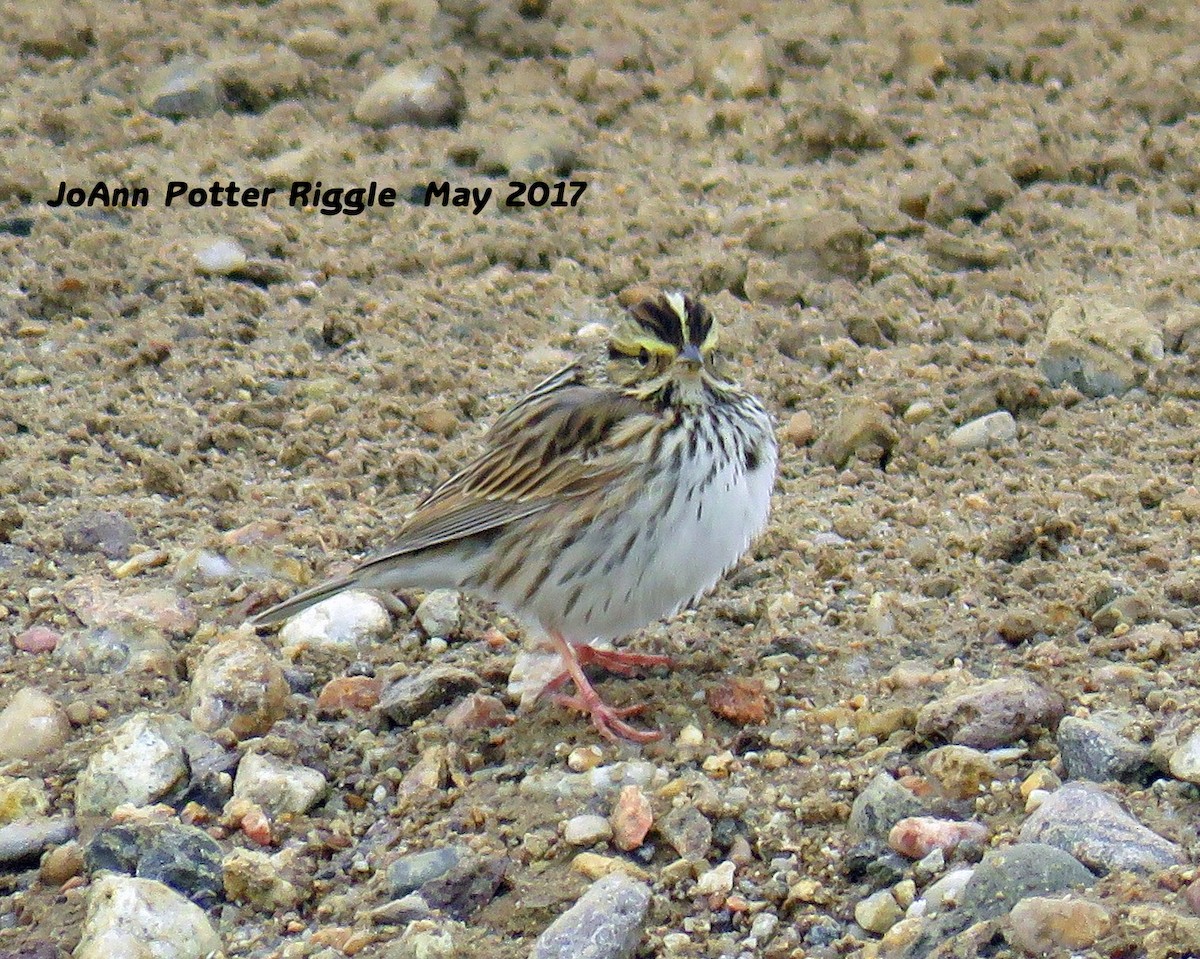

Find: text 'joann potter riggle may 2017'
<box><xmin>46</xmin><ymin>179</ymin><xmax>590</xmax><ymax>216</ymax></box>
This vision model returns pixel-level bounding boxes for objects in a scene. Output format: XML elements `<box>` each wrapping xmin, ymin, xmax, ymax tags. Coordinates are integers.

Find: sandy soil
<box><xmin>3</xmin><ymin>0</ymin><xmax>1200</xmax><ymax>956</ymax></box>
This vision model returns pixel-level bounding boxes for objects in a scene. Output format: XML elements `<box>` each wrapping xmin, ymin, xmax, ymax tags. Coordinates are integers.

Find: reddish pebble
<box><xmin>610</xmin><ymin>784</ymin><xmax>654</xmax><ymax>851</ymax></box>
<box><xmin>445</xmin><ymin>693</ymin><xmax>510</xmax><ymax>733</ymax></box>
<box><xmin>240</xmin><ymin>805</ymin><xmax>273</xmax><ymax>846</ymax></box>
<box><xmin>14</xmin><ymin>627</ymin><xmax>61</xmax><ymax>653</ymax></box>
<box><xmin>482</xmin><ymin>627</ymin><xmax>510</xmax><ymax>649</ymax></box>
<box><xmin>317</xmin><ymin>676</ymin><xmax>382</xmax><ymax>715</ymax></box>
<box><xmin>706</xmin><ymin>676</ymin><xmax>771</xmax><ymax>725</ymax></box>
<box><xmin>889</xmin><ymin>816</ymin><xmax>989</xmax><ymax>859</ymax></box>
<box><xmin>1186</xmin><ymin>877</ymin><xmax>1200</xmax><ymax>915</ymax></box>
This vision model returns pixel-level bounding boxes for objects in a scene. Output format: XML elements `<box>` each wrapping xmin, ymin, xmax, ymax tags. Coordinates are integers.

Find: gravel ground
<box><xmin>3</xmin><ymin>1</ymin><xmax>1200</xmax><ymax>957</ymax></box>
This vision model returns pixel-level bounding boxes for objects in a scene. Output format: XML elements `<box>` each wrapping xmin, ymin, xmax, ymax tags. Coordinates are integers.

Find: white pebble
<box><xmin>192</xmin><ymin>236</ymin><xmax>247</xmax><ymax>275</ymax></box>
<box><xmin>280</xmin><ymin>591</ymin><xmax>391</xmax><ymax>659</ymax></box>
<box><xmin>563</xmin><ymin>814</ymin><xmax>613</xmax><ymax>846</ymax></box>
<box><xmin>946</xmin><ymin>411</ymin><xmax>1017</xmax><ymax>451</ymax></box>
<box><xmin>695</xmin><ymin>860</ymin><xmax>736</xmax><ymax>896</ymax></box>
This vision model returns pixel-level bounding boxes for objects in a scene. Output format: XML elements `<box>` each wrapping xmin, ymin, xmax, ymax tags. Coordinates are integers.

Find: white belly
<box><xmin>522</xmin><ymin>406</ymin><xmax>777</xmax><ymax>641</ymax></box>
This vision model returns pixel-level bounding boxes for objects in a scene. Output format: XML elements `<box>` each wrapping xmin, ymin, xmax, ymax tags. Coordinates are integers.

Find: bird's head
<box><xmin>606</xmin><ymin>292</ymin><xmax>726</xmax><ymax>404</ymax></box>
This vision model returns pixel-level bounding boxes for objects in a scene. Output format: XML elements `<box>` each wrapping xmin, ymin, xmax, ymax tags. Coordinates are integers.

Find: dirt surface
<box><xmin>3</xmin><ymin>0</ymin><xmax>1200</xmax><ymax>957</ymax></box>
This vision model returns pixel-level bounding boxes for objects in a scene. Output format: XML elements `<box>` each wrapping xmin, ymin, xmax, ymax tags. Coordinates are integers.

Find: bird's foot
<box><xmin>543</xmin><ymin>632</ymin><xmax>665</xmax><ymax>744</ymax></box>
<box><xmin>551</xmin><ymin>690</ymin><xmax>662</xmax><ymax>744</ymax></box>
<box><xmin>572</xmin><ymin>643</ymin><xmax>674</xmax><ymax>677</ymax></box>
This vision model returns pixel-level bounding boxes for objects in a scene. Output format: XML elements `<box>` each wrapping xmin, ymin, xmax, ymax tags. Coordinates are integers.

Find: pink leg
<box><xmin>574</xmin><ymin>644</ymin><xmax>674</xmax><ymax>676</ymax></box>
<box><xmin>546</xmin><ymin>632</ymin><xmax>663</xmax><ymax>744</ymax></box>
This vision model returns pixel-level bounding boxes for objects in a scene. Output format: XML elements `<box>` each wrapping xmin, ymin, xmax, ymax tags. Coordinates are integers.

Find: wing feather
<box><xmin>350</xmin><ymin>366</ymin><xmax>647</xmax><ymax>574</ymax></box>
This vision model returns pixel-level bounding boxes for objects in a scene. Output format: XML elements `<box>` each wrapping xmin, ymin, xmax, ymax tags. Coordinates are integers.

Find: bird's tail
<box><xmin>249</xmin><ymin>575</ymin><xmax>360</xmax><ymax>627</ymax></box>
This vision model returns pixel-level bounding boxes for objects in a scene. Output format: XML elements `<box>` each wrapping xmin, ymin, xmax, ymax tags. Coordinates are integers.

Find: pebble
<box><xmin>1057</xmin><ymin>715</ymin><xmax>1152</xmax><ymax>783</ymax></box>
<box><xmin>316</xmin><ymin>675</ymin><xmax>382</xmax><ymax>716</ymax></box>
<box><xmin>610</xmin><ymin>784</ymin><xmax>653</xmax><ymax>851</ymax></box>
<box><xmin>507</xmin><ymin>650</ymin><xmax>563</xmax><ymax>706</ymax></box>
<box><xmin>75</xmin><ymin>875</ymin><xmax>221</xmax><ymax>959</ymax></box>
<box><xmin>1166</xmin><ymin>726</ymin><xmax>1200</xmax><ymax>784</ymax></box>
<box><xmin>1019</xmin><ymin>781</ymin><xmax>1184</xmax><ymax>875</ymax></box>
<box><xmin>571</xmin><ymin>852</ymin><xmax>651</xmax><ymax>883</ymax></box>
<box><xmin>0</xmin><ymin>687</ymin><xmax>70</xmax><ymax>760</ymax></box>
<box><xmin>279</xmin><ymin>590</ymin><xmax>391</xmax><ymax>659</ymax></box>
<box><xmin>0</xmin><ymin>816</ymin><xmax>75</xmax><ymax>866</ymax></box>
<box><xmin>41</xmin><ymin>838</ymin><xmax>86</xmax><ymax>884</ymax></box>
<box><xmin>903</xmin><ymin>844</ymin><xmax>1094</xmax><ymax>955</ymax></box>
<box><xmin>568</xmin><ymin>745</ymin><xmax>605</xmax><ymax>773</ymax></box>
<box><xmin>848</xmin><ymin>772</ymin><xmax>931</xmax><ymax>841</ymax></box>
<box><xmin>813</xmin><ymin>401</ymin><xmax>897</xmax><ymax>469</ymax></box>
<box><xmin>60</xmin><ymin>576</ymin><xmax>197</xmax><ymax>638</ymax></box>
<box><xmin>232</xmin><ymin>752</ymin><xmax>327</xmax><ymax>816</ymax></box>
<box><xmin>192</xmin><ymin>236</ymin><xmax>247</xmax><ymax>275</ymax></box>
<box><xmin>388</xmin><ymin>845</ymin><xmax>467</xmax><ymax>898</ymax></box>
<box><xmin>480</xmin><ymin>127</ymin><xmax>578</xmax><ymax>179</ymax></box>
<box><xmin>86</xmin><ymin>822</ymin><xmax>224</xmax><ymax>906</ymax></box>
<box><xmin>189</xmin><ymin>634</ymin><xmax>289</xmax><ymax>738</ymax></box>
<box><xmin>530</xmin><ymin>871</ymin><xmax>651</xmax><ymax>959</ymax></box>
<box><xmin>657</xmin><ymin>804</ymin><xmax>713</xmax><ymax>861</ymax></box>
<box><xmin>352</xmin><ymin>64</ymin><xmax>465</xmax><ymax>128</ymax></box>
<box><xmin>14</xmin><ymin>625</ymin><xmax>61</xmax><ymax>653</ymax></box>
<box><xmin>706</xmin><ymin>676</ymin><xmax>770</xmax><ymax>725</ymax></box>
<box><xmin>141</xmin><ymin>57</ymin><xmax>221</xmax><ymax>119</ymax></box>
<box><xmin>75</xmin><ymin>713</ymin><xmax>190</xmax><ymax>817</ymax></box>
<box><xmin>63</xmin><ymin>510</ymin><xmax>136</xmax><ymax>559</ymax></box>
<box><xmin>695</xmin><ymin>860</ymin><xmax>735</xmax><ymax>897</ymax></box>
<box><xmin>223</xmin><ymin>847</ymin><xmax>305</xmax><ymax>910</ymax></box>
<box><xmin>699</xmin><ymin>28</ymin><xmax>772</xmax><ymax>98</ymax></box>
<box><xmin>0</xmin><ymin>776</ymin><xmax>48</xmax><ymax>822</ymax></box>
<box><xmin>1006</xmin><ymin>895</ymin><xmax>1112</xmax><ymax>954</ymax></box>
<box><xmin>415</xmin><ymin>589</ymin><xmax>462</xmax><ymax>637</ymax></box>
<box><xmin>856</xmin><ymin>889</ymin><xmax>903</xmax><ymax>934</ymax></box>
<box><xmin>782</xmin><ymin>410</ymin><xmax>815</xmax><ymax>446</ymax></box>
<box><xmin>444</xmin><ymin>692</ymin><xmax>509</xmax><ymax>733</ymax></box>
<box><xmin>945</xmin><ymin>411</ymin><xmax>1017</xmax><ymax>451</ymax></box>
<box><xmin>923</xmin><ymin>744</ymin><xmax>1001</xmax><ymax>799</ymax></box>
<box><xmin>919</xmin><ymin>866</ymin><xmax>975</xmax><ymax>915</ymax></box>
<box><xmin>1039</xmin><ymin>298</ymin><xmax>1163</xmax><ymax>397</ymax></box>
<box><xmin>889</xmin><ymin>817</ymin><xmax>989</xmax><ymax>859</ymax></box>
<box><xmin>420</xmin><ymin>853</ymin><xmax>508</xmax><ymax>919</ymax></box>
<box><xmin>915</xmin><ymin>675</ymin><xmax>1065</xmax><ymax>748</ymax></box>
<box><xmin>379</xmin><ymin>664</ymin><xmax>482</xmax><ymax>725</ymax></box>
<box><xmin>564</xmin><ymin>814</ymin><xmax>614</xmax><ymax>847</ymax></box>
<box><xmin>54</xmin><ymin>622</ymin><xmax>176</xmax><ymax>676</ymax></box>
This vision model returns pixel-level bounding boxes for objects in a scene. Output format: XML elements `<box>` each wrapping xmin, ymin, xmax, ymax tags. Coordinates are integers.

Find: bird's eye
<box><xmin>638</xmin><ymin>347</ymin><xmax>650</xmax><ymax>366</ymax></box>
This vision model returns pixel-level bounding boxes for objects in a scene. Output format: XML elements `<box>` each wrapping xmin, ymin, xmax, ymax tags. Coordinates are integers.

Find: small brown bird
<box><xmin>252</xmin><ymin>292</ymin><xmax>777</xmax><ymax>742</ymax></box>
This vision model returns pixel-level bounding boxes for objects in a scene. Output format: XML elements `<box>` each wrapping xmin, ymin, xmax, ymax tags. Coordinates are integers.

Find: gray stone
<box><xmin>1019</xmin><ymin>781</ymin><xmax>1185</xmax><ymax>875</ymax></box>
<box><xmin>85</xmin><ymin>823</ymin><xmax>224</xmax><ymax>907</ymax></box>
<box><xmin>63</xmin><ymin>510</ymin><xmax>136</xmax><ymax>559</ymax></box>
<box><xmin>916</xmin><ymin>675</ymin><xmax>1065</xmax><ymax>748</ymax></box>
<box><xmin>142</xmin><ymin>58</ymin><xmax>220</xmax><ymax>119</ymax></box>
<box><xmin>75</xmin><ymin>875</ymin><xmax>221</xmax><ymax>959</ymax></box>
<box><xmin>848</xmin><ymin>772</ymin><xmax>930</xmax><ymax>840</ymax></box>
<box><xmin>232</xmin><ymin>752</ymin><xmax>326</xmax><ymax>816</ymax></box>
<box><xmin>0</xmin><ymin>816</ymin><xmax>75</xmax><ymax>867</ymax></box>
<box><xmin>387</xmin><ymin>845</ymin><xmax>467</xmax><ymax>898</ymax></box>
<box><xmin>379</xmin><ymin>664</ymin><xmax>481</xmax><ymax>725</ymax></box>
<box><xmin>1057</xmin><ymin>716</ymin><xmax>1152</xmax><ymax>783</ymax></box>
<box><xmin>657</xmin><ymin>804</ymin><xmax>713</xmax><ymax>860</ymax></box>
<box><xmin>1039</xmin><ymin>298</ymin><xmax>1163</xmax><ymax>397</ymax></box>
<box><xmin>898</xmin><ymin>844</ymin><xmax>1094</xmax><ymax>959</ymax></box>
<box><xmin>959</xmin><ymin>844</ymin><xmax>1096</xmax><ymax>920</ymax></box>
<box><xmin>531</xmin><ymin>871</ymin><xmax>651</xmax><ymax>959</ymax></box>
<box><xmin>415</xmin><ymin>589</ymin><xmax>462</xmax><ymax>637</ymax></box>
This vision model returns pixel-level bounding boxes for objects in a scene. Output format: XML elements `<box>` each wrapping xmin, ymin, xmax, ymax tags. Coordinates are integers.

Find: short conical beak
<box><xmin>679</xmin><ymin>343</ymin><xmax>702</xmax><ymax>368</ymax></box>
